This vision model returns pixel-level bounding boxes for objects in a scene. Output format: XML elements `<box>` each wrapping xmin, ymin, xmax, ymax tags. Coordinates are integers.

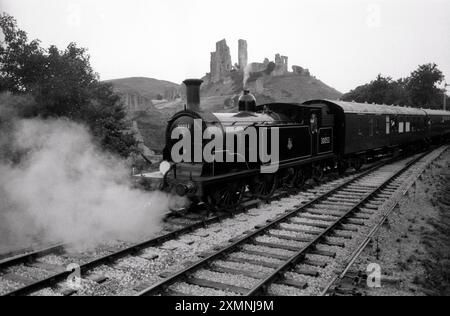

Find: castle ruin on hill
<box><xmin>207</xmin><ymin>39</ymin><xmax>310</xmax><ymax>86</ymax></box>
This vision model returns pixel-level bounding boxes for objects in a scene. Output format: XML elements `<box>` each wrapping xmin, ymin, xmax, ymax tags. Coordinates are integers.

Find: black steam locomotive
<box><xmin>136</xmin><ymin>79</ymin><xmax>450</xmax><ymax>210</ymax></box>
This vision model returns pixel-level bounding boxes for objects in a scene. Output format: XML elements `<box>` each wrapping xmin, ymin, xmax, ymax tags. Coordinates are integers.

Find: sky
<box><xmin>0</xmin><ymin>0</ymin><xmax>449</xmax><ymax>93</ymax></box>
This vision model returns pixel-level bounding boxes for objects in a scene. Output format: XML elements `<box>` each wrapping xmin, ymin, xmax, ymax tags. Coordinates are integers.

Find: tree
<box><xmin>0</xmin><ymin>13</ymin><xmax>46</xmax><ymax>93</ymax></box>
<box><xmin>0</xmin><ymin>13</ymin><xmax>137</xmax><ymax>157</ymax></box>
<box><xmin>405</xmin><ymin>63</ymin><xmax>445</xmax><ymax>109</ymax></box>
<box><xmin>342</xmin><ymin>64</ymin><xmax>447</xmax><ymax>109</ymax></box>
<box><xmin>342</xmin><ymin>74</ymin><xmax>408</xmax><ymax>105</ymax></box>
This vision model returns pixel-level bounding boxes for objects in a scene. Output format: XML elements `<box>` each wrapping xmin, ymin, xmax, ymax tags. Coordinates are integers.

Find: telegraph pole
<box><xmin>445</xmin><ymin>82</ymin><xmax>450</xmax><ymax>111</ymax></box>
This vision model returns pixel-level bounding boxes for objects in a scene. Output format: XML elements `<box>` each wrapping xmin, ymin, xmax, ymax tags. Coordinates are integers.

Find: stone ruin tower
<box><xmin>210</xmin><ymin>39</ymin><xmax>232</xmax><ymax>83</ymax></box>
<box><xmin>238</xmin><ymin>39</ymin><xmax>248</xmax><ymax>70</ymax></box>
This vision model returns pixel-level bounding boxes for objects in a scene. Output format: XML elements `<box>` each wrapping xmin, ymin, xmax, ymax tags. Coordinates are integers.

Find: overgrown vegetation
<box><xmin>421</xmin><ymin>166</ymin><xmax>450</xmax><ymax>295</ymax></box>
<box><xmin>0</xmin><ymin>13</ymin><xmax>137</xmax><ymax>157</ymax></box>
<box><xmin>342</xmin><ymin>64</ymin><xmax>449</xmax><ymax>109</ymax></box>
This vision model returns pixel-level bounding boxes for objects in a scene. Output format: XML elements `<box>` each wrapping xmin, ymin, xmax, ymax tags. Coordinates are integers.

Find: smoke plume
<box><xmin>0</xmin><ymin>118</ymin><xmax>186</xmax><ymax>253</ymax></box>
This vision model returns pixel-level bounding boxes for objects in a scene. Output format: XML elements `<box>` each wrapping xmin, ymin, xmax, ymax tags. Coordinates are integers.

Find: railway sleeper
<box><xmin>355</xmin><ymin>208</ymin><xmax>375</xmax><ymax>215</ymax></box>
<box><xmin>303</xmin><ymin>259</ymin><xmax>328</xmax><ymax>268</ymax></box>
<box><xmin>345</xmin><ymin>186</ymin><xmax>374</xmax><ymax>192</ymax></box>
<box><xmin>331</xmin><ymin>231</ymin><xmax>353</xmax><ymax>239</ymax></box>
<box><xmin>288</xmin><ymin>219</ymin><xmax>330</xmax><ymax>229</ymax></box>
<box><xmin>26</xmin><ymin>261</ymin><xmax>65</xmax><ymax>273</ymax></box>
<box><xmin>294</xmin><ymin>267</ymin><xmax>320</xmax><ymax>277</ymax></box>
<box><xmin>210</xmin><ymin>265</ymin><xmax>267</xmax><ymax>280</ymax></box>
<box><xmin>2</xmin><ymin>272</ymin><xmax>35</xmax><ymax>286</ymax></box>
<box><xmin>227</xmin><ymin>256</ymin><xmax>280</xmax><ymax>269</ymax></box>
<box><xmin>322</xmin><ymin>239</ymin><xmax>346</xmax><ymax>248</ymax></box>
<box><xmin>242</xmin><ymin>248</ymin><xmax>291</xmax><ymax>261</ymax></box>
<box><xmin>253</xmin><ymin>240</ymin><xmax>301</xmax><ymax>252</ymax></box>
<box><xmin>278</xmin><ymin>278</ymin><xmax>308</xmax><ymax>290</ymax></box>
<box><xmin>326</xmin><ymin>197</ymin><xmax>361</xmax><ymax>204</ymax></box>
<box><xmin>56</xmin><ymin>285</ymin><xmax>78</xmax><ymax>296</ymax></box>
<box><xmin>268</xmin><ymin>231</ymin><xmax>312</xmax><ymax>243</ymax></box>
<box><xmin>276</xmin><ymin>226</ymin><xmax>321</xmax><ymax>236</ymax></box>
<box><xmin>309</xmin><ymin>206</ymin><xmax>347</xmax><ymax>214</ymax></box>
<box><xmin>371</xmin><ymin>197</ymin><xmax>388</xmax><ymax>202</ymax></box>
<box><xmin>306</xmin><ymin>208</ymin><xmax>345</xmax><ymax>216</ymax></box>
<box><xmin>376</xmin><ymin>193</ymin><xmax>393</xmax><ymax>198</ymax></box>
<box><xmin>166</xmin><ymin>289</ymin><xmax>191</xmax><ymax>296</ymax></box>
<box><xmin>363</xmin><ymin>203</ymin><xmax>381</xmax><ymax>210</ymax></box>
<box><xmin>342</xmin><ymin>188</ymin><xmax>372</xmax><ymax>194</ymax></box>
<box><xmin>310</xmin><ymin>249</ymin><xmax>336</xmax><ymax>258</ymax></box>
<box><xmin>353</xmin><ymin>214</ymin><xmax>371</xmax><ymax>220</ymax></box>
<box><xmin>186</xmin><ymin>277</ymin><xmax>250</xmax><ymax>295</ymax></box>
<box><xmin>299</xmin><ymin>214</ymin><xmax>336</xmax><ymax>222</ymax></box>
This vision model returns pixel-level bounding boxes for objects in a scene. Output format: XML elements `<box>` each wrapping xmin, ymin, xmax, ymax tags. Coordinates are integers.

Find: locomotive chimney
<box><xmin>183</xmin><ymin>79</ymin><xmax>203</xmax><ymax>112</ymax></box>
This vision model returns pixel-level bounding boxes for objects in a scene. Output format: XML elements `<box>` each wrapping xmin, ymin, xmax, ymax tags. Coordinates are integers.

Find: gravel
<box><xmin>170</xmin><ymin>282</ymin><xmax>232</xmax><ymax>296</ymax></box>
<box><xmin>268</xmin><ymin>283</ymin><xmax>303</xmax><ymax>296</ymax></box>
<box><xmin>0</xmin><ymin>277</ymin><xmax>21</xmax><ymax>295</ymax></box>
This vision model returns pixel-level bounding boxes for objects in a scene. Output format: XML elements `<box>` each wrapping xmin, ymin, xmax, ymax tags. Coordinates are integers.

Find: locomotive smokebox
<box><xmin>238</xmin><ymin>90</ymin><xmax>257</xmax><ymax>112</ymax></box>
<box><xmin>183</xmin><ymin>79</ymin><xmax>203</xmax><ymax>112</ymax></box>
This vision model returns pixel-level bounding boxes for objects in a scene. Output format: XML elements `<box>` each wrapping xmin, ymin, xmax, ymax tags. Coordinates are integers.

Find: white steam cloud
<box><xmin>0</xmin><ymin>118</ymin><xmax>186</xmax><ymax>253</ymax></box>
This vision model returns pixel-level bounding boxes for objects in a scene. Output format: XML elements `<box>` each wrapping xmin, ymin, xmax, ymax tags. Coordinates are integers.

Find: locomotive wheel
<box><xmin>353</xmin><ymin>158</ymin><xmax>363</xmax><ymax>171</ymax></box>
<box><xmin>338</xmin><ymin>161</ymin><xmax>349</xmax><ymax>175</ymax></box>
<box><xmin>293</xmin><ymin>168</ymin><xmax>307</xmax><ymax>188</ymax></box>
<box><xmin>281</xmin><ymin>168</ymin><xmax>297</xmax><ymax>188</ymax></box>
<box><xmin>207</xmin><ymin>182</ymin><xmax>245</xmax><ymax>211</ymax></box>
<box><xmin>249</xmin><ymin>174</ymin><xmax>279</xmax><ymax>200</ymax></box>
<box><xmin>312</xmin><ymin>164</ymin><xmax>324</xmax><ymax>183</ymax></box>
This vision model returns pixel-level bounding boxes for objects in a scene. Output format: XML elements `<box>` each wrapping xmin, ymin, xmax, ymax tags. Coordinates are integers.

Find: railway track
<box><xmin>135</xmin><ymin>148</ymin><xmax>444</xmax><ymax>296</ymax></box>
<box><xmin>0</xmin><ymin>159</ymin><xmax>377</xmax><ymax>296</ymax></box>
<box><xmin>321</xmin><ymin>146</ymin><xmax>449</xmax><ymax>296</ymax></box>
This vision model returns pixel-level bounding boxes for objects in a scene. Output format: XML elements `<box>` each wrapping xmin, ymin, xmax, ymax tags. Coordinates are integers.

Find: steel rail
<box><xmin>246</xmin><ymin>150</ymin><xmax>431</xmax><ymax>295</ymax></box>
<box><xmin>2</xmin><ymin>160</ymin><xmax>365</xmax><ymax>296</ymax></box>
<box><xmin>319</xmin><ymin>146</ymin><xmax>448</xmax><ymax>296</ymax></box>
<box><xmin>0</xmin><ymin>244</ymin><xmax>66</xmax><ymax>271</ymax></box>
<box><xmin>137</xmin><ymin>159</ymin><xmax>391</xmax><ymax>296</ymax></box>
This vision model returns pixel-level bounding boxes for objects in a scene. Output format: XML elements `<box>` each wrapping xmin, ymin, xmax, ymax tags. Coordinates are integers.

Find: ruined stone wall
<box><xmin>272</xmin><ymin>54</ymin><xmax>289</xmax><ymax>76</ymax></box>
<box><xmin>292</xmin><ymin>65</ymin><xmax>311</xmax><ymax>76</ymax></box>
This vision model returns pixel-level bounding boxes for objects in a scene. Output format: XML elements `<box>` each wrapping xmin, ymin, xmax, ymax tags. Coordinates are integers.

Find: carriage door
<box><xmin>310</xmin><ymin>110</ymin><xmax>320</xmax><ymax>155</ymax></box>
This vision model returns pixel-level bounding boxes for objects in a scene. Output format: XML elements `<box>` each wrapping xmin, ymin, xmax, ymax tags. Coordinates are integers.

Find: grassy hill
<box><xmin>105</xmin><ymin>77</ymin><xmax>179</xmax><ymax>100</ymax></box>
<box><xmin>106</xmin><ymin>74</ymin><xmax>342</xmax><ymax>152</ymax></box>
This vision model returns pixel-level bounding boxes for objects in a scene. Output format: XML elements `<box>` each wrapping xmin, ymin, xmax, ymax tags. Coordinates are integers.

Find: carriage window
<box><xmin>386</xmin><ymin>116</ymin><xmax>390</xmax><ymax>135</ymax></box>
<box><xmin>369</xmin><ymin>118</ymin><xmax>374</xmax><ymax>136</ymax></box>
<box><xmin>399</xmin><ymin>122</ymin><xmax>404</xmax><ymax>133</ymax></box>
<box><xmin>391</xmin><ymin>118</ymin><xmax>398</xmax><ymax>133</ymax></box>
<box><xmin>310</xmin><ymin>114</ymin><xmax>318</xmax><ymax>134</ymax></box>
<box><xmin>406</xmin><ymin>122</ymin><xmax>411</xmax><ymax>132</ymax></box>
<box><xmin>375</xmin><ymin>118</ymin><xmax>380</xmax><ymax>134</ymax></box>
